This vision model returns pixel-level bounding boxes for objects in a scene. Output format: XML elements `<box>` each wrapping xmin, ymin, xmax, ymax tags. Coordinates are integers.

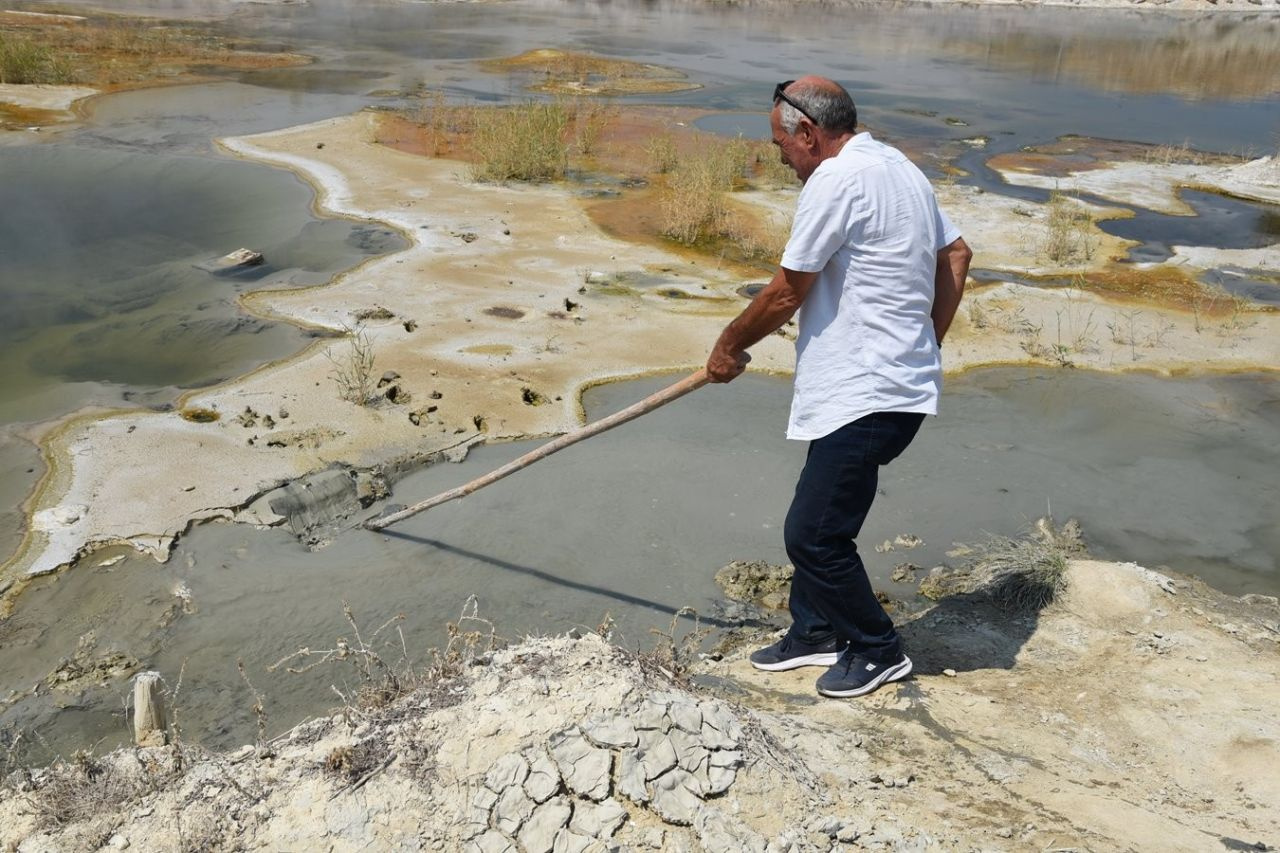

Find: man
<box><xmin>706</xmin><ymin>77</ymin><xmax>971</xmax><ymax>698</ymax></box>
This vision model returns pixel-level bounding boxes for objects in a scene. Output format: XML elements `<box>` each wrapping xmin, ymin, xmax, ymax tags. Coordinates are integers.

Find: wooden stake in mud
<box><xmin>364</xmin><ymin>369</ymin><xmax>710</xmax><ymax>531</ymax></box>
<box><xmin>132</xmin><ymin>671</ymin><xmax>168</xmax><ymax>747</ymax></box>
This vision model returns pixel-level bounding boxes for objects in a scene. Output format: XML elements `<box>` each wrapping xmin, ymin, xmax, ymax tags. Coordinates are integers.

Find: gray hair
<box><xmin>777</xmin><ymin>82</ymin><xmax>858</xmax><ymax>135</ymax></box>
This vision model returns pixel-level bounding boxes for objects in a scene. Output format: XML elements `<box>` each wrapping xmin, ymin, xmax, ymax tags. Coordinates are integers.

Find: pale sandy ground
<box><xmin>2</xmin><ymin>559</ymin><xmax>1277</xmax><ymax>851</ymax></box>
<box><xmin>994</xmin><ymin>155</ymin><xmax>1280</xmax><ymax>214</ymax></box>
<box><xmin>0</xmin><ymin>83</ymin><xmax>97</xmax><ymax>121</ymax></box>
<box><xmin>3</xmin><ymin>109</ymin><xmax>1279</xmax><ymax>601</ymax></box>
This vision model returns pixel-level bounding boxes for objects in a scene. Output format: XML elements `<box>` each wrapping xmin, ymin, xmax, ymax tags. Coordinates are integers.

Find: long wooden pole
<box><xmin>363</xmin><ymin>369</ymin><xmax>710</xmax><ymax>531</ymax></box>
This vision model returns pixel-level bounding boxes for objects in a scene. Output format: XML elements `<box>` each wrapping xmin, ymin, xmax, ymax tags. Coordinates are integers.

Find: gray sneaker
<box><xmin>816</xmin><ymin>651</ymin><xmax>913</xmax><ymax>698</ymax></box>
<box><xmin>749</xmin><ymin>633</ymin><xmax>843</xmax><ymax>672</ymax></box>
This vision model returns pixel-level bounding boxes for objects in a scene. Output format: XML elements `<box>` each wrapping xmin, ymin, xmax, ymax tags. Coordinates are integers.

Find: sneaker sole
<box><xmin>816</xmin><ymin>655</ymin><xmax>914</xmax><ymax>698</ymax></box>
<box><xmin>750</xmin><ymin>651</ymin><xmax>841</xmax><ymax>672</ymax></box>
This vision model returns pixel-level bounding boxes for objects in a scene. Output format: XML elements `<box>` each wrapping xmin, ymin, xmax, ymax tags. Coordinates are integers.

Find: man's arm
<box><xmin>932</xmin><ymin>236</ymin><xmax>972</xmax><ymax>345</ymax></box>
<box><xmin>706</xmin><ymin>266</ymin><xmax>818</xmax><ymax>383</ymax></box>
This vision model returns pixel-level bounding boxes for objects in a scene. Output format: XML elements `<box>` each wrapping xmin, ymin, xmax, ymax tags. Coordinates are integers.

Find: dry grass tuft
<box><xmin>1040</xmin><ymin>189</ymin><xmax>1097</xmax><ymax>265</ymax></box>
<box><xmin>470</xmin><ymin>100</ymin><xmax>570</xmax><ymax>183</ymax></box>
<box><xmin>921</xmin><ymin>517</ymin><xmax>1084</xmax><ymax>612</ymax></box>
<box><xmin>657</xmin><ymin>135</ymin><xmax>750</xmax><ymax>245</ymax></box>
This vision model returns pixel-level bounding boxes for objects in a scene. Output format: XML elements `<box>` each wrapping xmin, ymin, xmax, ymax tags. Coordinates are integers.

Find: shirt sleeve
<box><xmin>780</xmin><ymin>168</ymin><xmax>856</xmax><ymax>273</ymax></box>
<box><xmin>935</xmin><ymin>205</ymin><xmax>962</xmax><ymax>250</ymax></box>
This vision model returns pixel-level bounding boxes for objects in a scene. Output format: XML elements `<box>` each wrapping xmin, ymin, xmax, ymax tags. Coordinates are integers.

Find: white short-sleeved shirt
<box><xmin>779</xmin><ymin>132</ymin><xmax>961</xmax><ymax>441</ymax></box>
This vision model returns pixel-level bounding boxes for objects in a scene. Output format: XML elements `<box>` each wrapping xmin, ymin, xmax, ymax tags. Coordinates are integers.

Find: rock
<box><xmin>714</xmin><ymin>560</ymin><xmax>792</xmax><ymax>604</ymax></box>
<box><xmin>568</xmin><ymin>797</ymin><xmax>627</xmax><ymax>839</ymax></box>
<box><xmin>518</xmin><ymin>797</ymin><xmax>572</xmax><ymax>853</ymax></box>
<box><xmin>107</xmin><ymin>834</ymin><xmax>130</xmax><ymax>849</ymax></box>
<box><xmin>485</xmin><ymin>754</ymin><xmax>530</xmax><ymax>792</ymax></box>
<box><xmin>891</xmin><ymin>563</ymin><xmax>921</xmax><ymax>583</ymax></box>
<box><xmin>649</xmin><ymin>769</ymin><xmax>703</xmax><ymax>825</ymax></box>
<box><xmin>214</xmin><ymin>248</ymin><xmax>264</xmax><ymax>268</ymax></box>
<box><xmin>583</xmin><ymin>713</ymin><xmax>638</xmax><ymax>749</ymax></box>
<box><xmin>943</xmin><ymin>668</ymin><xmax>957</xmax><ymax>678</ymax></box>
<box><xmin>549</xmin><ymin>727</ymin><xmax>613</xmax><ymax>801</ymax></box>
<box><xmin>524</xmin><ymin>750</ymin><xmax>561</xmax><ymax>803</ymax></box>
<box><xmin>377</xmin><ymin>370</ymin><xmax>401</xmax><ymax>388</ymax></box>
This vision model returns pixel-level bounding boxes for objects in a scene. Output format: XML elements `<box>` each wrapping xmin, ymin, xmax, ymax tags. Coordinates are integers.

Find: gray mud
<box><xmin>2</xmin><ymin>368</ymin><xmax>1276</xmax><ymax>761</ymax></box>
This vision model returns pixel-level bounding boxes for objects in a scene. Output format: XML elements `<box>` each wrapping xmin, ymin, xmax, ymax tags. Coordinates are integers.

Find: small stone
<box><xmin>996</xmin><ymin>826</ymin><xmax>1014</xmax><ymax>838</ymax></box>
<box><xmin>943</xmin><ymin>668</ymin><xmax>957</xmax><ymax>678</ymax></box>
<box><xmin>378</xmin><ymin>370</ymin><xmax>400</xmax><ymax>388</ymax></box>
<box><xmin>107</xmin><ymin>835</ymin><xmax>130</xmax><ymax>850</ymax></box>
<box><xmin>519</xmin><ymin>797</ymin><xmax>572</xmax><ymax>853</ymax></box>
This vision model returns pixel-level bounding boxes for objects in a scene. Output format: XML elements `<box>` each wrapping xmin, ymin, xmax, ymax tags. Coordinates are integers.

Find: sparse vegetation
<box><xmin>1040</xmin><ymin>189</ymin><xmax>1098</xmax><ymax>265</ymax></box>
<box><xmin>326</xmin><ymin>325</ymin><xmax>377</xmax><ymax>406</ymax></box>
<box><xmin>470</xmin><ymin>100</ymin><xmax>570</xmax><ymax>183</ymax></box>
<box><xmin>921</xmin><ymin>516</ymin><xmax>1082</xmax><ymax>612</ymax></box>
<box><xmin>0</xmin><ymin>15</ymin><xmax>302</xmax><ymax>90</ymax></box>
<box><xmin>657</xmin><ymin>135</ymin><xmax>750</xmax><ymax>246</ymax></box>
<box><xmin>0</xmin><ymin>32</ymin><xmax>73</xmax><ymax>84</ymax></box>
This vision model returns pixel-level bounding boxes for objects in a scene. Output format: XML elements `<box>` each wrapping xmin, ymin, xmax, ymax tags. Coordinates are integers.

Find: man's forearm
<box><xmin>706</xmin><ymin>266</ymin><xmax>817</xmax><ymax>382</ymax></box>
<box><xmin>932</xmin><ymin>237</ymin><xmax>972</xmax><ymax>344</ymax></box>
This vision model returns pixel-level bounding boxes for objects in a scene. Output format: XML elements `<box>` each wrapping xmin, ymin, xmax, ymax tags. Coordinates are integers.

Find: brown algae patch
<box><xmin>482</xmin><ymin>306</ymin><xmax>526</xmax><ymax>320</ymax></box>
<box><xmin>479</xmin><ymin>49</ymin><xmax>699</xmax><ymax>96</ymax></box>
<box><xmin>178</xmin><ymin>407</ymin><xmax>220</xmax><ymax>423</ymax></box>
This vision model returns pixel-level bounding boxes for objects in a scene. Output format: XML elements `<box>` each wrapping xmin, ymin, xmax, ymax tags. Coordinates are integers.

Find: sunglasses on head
<box><xmin>773</xmin><ymin>80</ymin><xmax>818</xmax><ymax>125</ymax></box>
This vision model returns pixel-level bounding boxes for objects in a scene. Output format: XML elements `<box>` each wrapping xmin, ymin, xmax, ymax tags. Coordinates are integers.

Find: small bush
<box><xmin>658</xmin><ymin>136</ymin><xmax>750</xmax><ymax>245</ymax></box>
<box><xmin>1041</xmin><ymin>189</ymin><xmax>1097</xmax><ymax>265</ymax></box>
<box><xmin>326</xmin><ymin>325</ymin><xmax>377</xmax><ymax>406</ymax></box>
<box><xmin>0</xmin><ymin>33</ymin><xmax>74</xmax><ymax>84</ymax></box>
<box><xmin>470</xmin><ymin>100</ymin><xmax>569</xmax><ymax>183</ymax></box>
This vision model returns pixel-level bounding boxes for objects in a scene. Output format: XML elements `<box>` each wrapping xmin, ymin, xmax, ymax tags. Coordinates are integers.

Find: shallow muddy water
<box><xmin>2</xmin><ymin>368</ymin><xmax>1276</xmax><ymax>759</ymax></box>
<box><xmin>4</xmin><ymin>0</ymin><xmax>1280</xmax><ymax>763</ymax></box>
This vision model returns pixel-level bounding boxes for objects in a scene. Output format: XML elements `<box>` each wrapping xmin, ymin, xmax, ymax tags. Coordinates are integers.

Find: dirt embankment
<box><xmin>2</xmin><ymin>555</ymin><xmax>1276</xmax><ymax>852</ymax></box>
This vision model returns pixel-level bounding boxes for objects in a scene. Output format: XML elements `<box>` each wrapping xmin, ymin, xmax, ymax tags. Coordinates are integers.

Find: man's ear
<box><xmin>796</xmin><ymin>120</ymin><xmax>818</xmax><ymax>148</ymax></box>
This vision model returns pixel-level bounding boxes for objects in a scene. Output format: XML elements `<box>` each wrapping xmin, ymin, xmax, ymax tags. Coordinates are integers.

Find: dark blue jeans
<box><xmin>784</xmin><ymin>411</ymin><xmax>925</xmax><ymax>664</ymax></box>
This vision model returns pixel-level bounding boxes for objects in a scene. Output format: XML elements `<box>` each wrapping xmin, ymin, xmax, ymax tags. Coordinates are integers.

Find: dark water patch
<box><xmin>0</xmin><ymin>145</ymin><xmax>406</xmax><ymax>425</ymax></box>
<box><xmin>1101</xmin><ymin>190</ymin><xmax>1280</xmax><ymax>263</ymax></box>
<box><xmin>1201</xmin><ymin>267</ymin><xmax>1280</xmax><ymax>307</ymax></box>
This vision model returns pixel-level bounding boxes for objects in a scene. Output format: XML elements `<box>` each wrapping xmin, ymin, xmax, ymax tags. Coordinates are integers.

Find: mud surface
<box><xmin>2</xmin><ymin>368</ymin><xmax>1277</xmax><ymax>760</ymax></box>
